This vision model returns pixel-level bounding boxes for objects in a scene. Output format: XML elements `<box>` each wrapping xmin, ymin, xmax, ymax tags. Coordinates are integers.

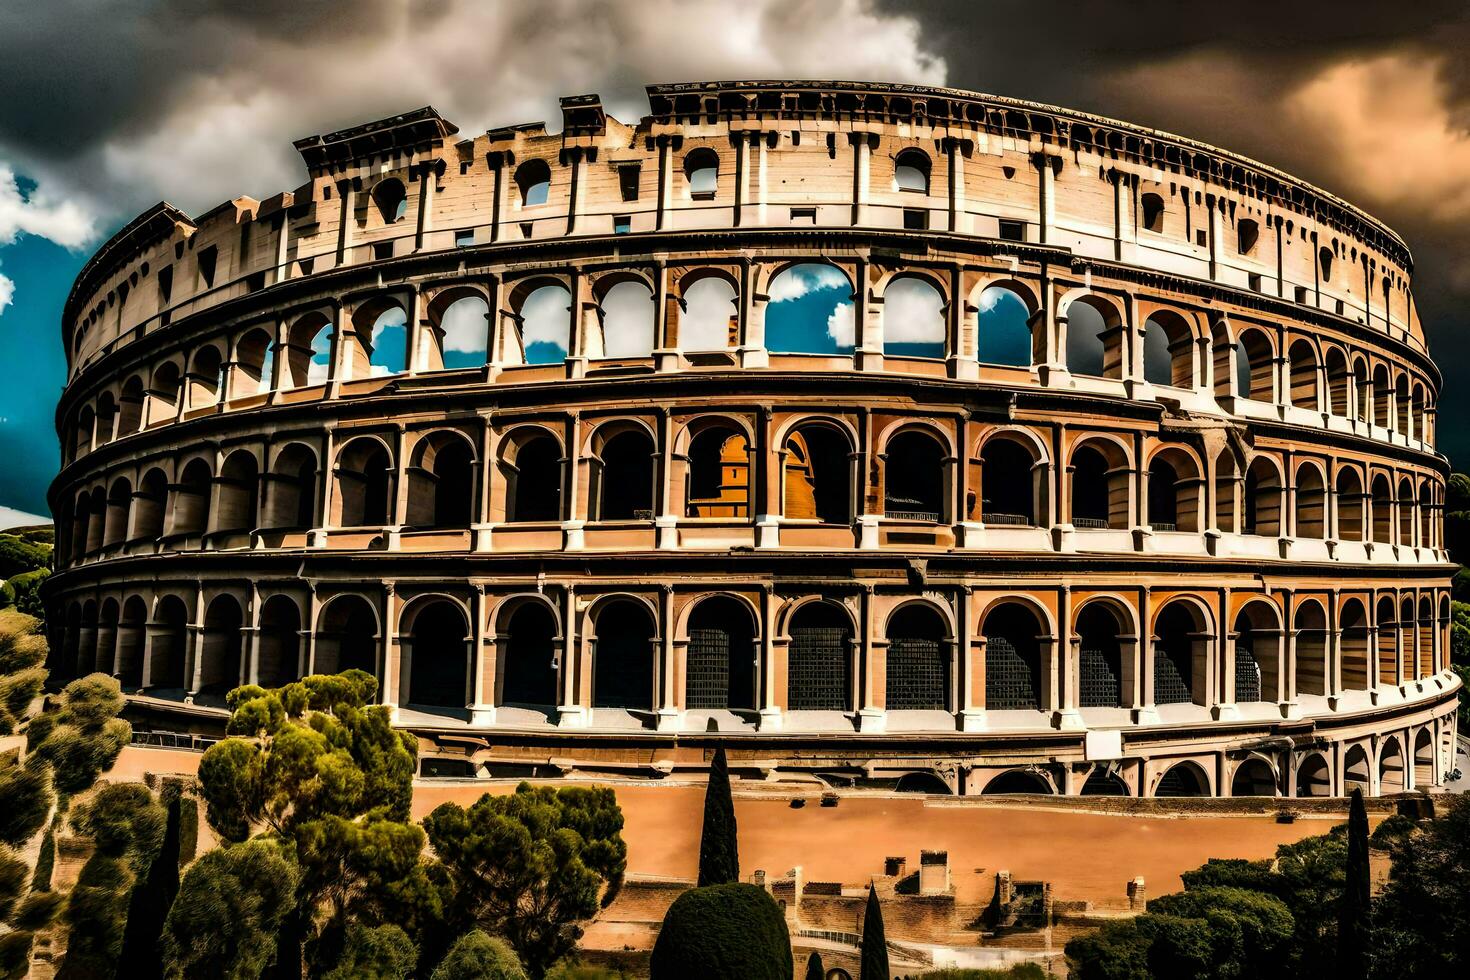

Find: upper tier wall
<box><xmin>62</xmin><ymin>82</ymin><xmax>1423</xmax><ymax>380</ymax></box>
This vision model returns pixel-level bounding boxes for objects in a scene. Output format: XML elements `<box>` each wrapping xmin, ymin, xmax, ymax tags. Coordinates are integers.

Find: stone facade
<box><xmin>45</xmin><ymin>81</ymin><xmax>1458</xmax><ymax>796</ymax></box>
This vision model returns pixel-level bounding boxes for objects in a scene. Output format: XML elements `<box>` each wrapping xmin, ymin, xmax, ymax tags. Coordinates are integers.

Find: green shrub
<box><xmin>431</xmin><ymin>930</ymin><xmax>528</xmax><ymax>980</ymax></box>
<box><xmin>325</xmin><ymin>923</ymin><xmax>418</xmax><ymax>980</ymax></box>
<box><xmin>649</xmin><ymin>883</ymin><xmax>791</xmax><ymax>980</ymax></box>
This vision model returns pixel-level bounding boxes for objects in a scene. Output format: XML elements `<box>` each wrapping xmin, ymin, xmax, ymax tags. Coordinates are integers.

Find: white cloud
<box><xmin>0</xmin><ymin>270</ymin><xmax>12</xmax><ymax>315</ymax></box>
<box><xmin>440</xmin><ymin>296</ymin><xmax>490</xmax><ymax>354</ymax></box>
<box><xmin>881</xmin><ymin>275</ymin><xmax>945</xmax><ymax>343</ymax></box>
<box><xmin>680</xmin><ymin>277</ymin><xmax>738</xmax><ymax>350</ymax></box>
<box><xmin>0</xmin><ymin>163</ymin><xmax>95</xmax><ymax>248</ymax></box>
<box><xmin>520</xmin><ymin>284</ymin><xmax>572</xmax><ymax>348</ymax></box>
<box><xmin>770</xmin><ymin>263</ymin><xmax>851</xmax><ymax>303</ymax></box>
<box><xmin>826</xmin><ymin>302</ymin><xmax>855</xmax><ymax>347</ymax></box>
<box><xmin>600</xmin><ymin>280</ymin><xmax>656</xmax><ymax>357</ymax></box>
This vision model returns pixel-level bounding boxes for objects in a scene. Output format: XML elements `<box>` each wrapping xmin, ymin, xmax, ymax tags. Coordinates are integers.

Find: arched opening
<box><xmin>1417</xmin><ymin>597</ymin><xmax>1434</xmax><ymax>678</ymax></box>
<box><xmin>133</xmin><ymin>468</ymin><xmax>167</xmax><ymax>540</ymax></box>
<box><xmin>1294</xmin><ymin>464</ymin><xmax>1326</xmax><ymax>539</ymax></box>
<box><xmin>594</xmin><ymin>428</ymin><xmax>655</xmax><ymax>521</ymax></box>
<box><xmin>407</xmin><ymin>432</ymin><xmax>475</xmax><ymax>529</ymax></box>
<box><xmin>598</xmin><ymin>279</ymin><xmax>656</xmax><ymax>358</ymax></box>
<box><xmin>1379</xmin><ymin>738</ymin><xmax>1405</xmax><ymax>794</ymax></box>
<box><xmin>1397</xmin><ymin>478</ymin><xmax>1415</xmax><ymax>547</ymax></box>
<box><xmin>1231</xmin><ymin>759</ymin><xmax>1278</xmax><ymax>797</ymax></box>
<box><xmin>515</xmin><ymin>159</ymin><xmax>551</xmax><ymax>207</ymax></box>
<box><xmin>95</xmin><ymin>393</ymin><xmax>116</xmax><ymax>445</ymax></box>
<box><xmin>1294</xmin><ymin>601</ymin><xmax>1328</xmax><ymax>697</ymax></box>
<box><xmin>1081</xmin><ymin>768</ymin><xmax>1130</xmax><ymax>796</ymax></box>
<box><xmin>894</xmin><ymin>148</ymin><xmax>930</xmax><ymax>194</ymax></box>
<box><xmin>257</xmin><ymin>595</ymin><xmax>302</xmax><ymax>688</ymax></box>
<box><xmin>1069</xmin><ymin>441</ymin><xmax>1128</xmax><ymax>530</ymax></box>
<box><xmin>1064</xmin><ymin>297</ymin><xmax>1120</xmax><ymax>379</ymax></box>
<box><xmin>316</xmin><ymin>595</ymin><xmax>379</xmax><ymax>681</ymax></box>
<box><xmin>979</xmin><ymin>436</ymin><xmax>1037</xmax><ymax>526</ymax></box>
<box><xmin>765</xmin><ymin>264</ymin><xmax>854</xmax><ymax>355</ymax></box>
<box><xmin>407</xmin><ymin>600</ymin><xmax>470</xmax><ymax>710</ymax></box>
<box><xmin>234</xmin><ymin>327</ymin><xmax>275</xmax><ymax>396</ymax></box>
<box><xmin>1076</xmin><ymin>604</ymin><xmax>1125</xmax><ymax>709</ymax></box>
<box><xmin>1142</xmin><ymin>312</ymin><xmax>1193</xmax><ymax>388</ymax></box>
<box><xmin>1371</xmin><ymin>475</ymin><xmax>1394</xmax><ymax>544</ymax></box>
<box><xmin>1410</xmin><ymin>383</ymin><xmax>1426</xmax><ymax>442</ymax></box>
<box><xmin>149</xmin><ymin>595</ymin><xmax>190</xmax><ymax>691</ymax></box>
<box><xmin>1377</xmin><ymin>597</ymin><xmax>1401</xmax><ymax>687</ymax></box>
<box><xmin>1140</xmin><ymin>193</ymin><xmax>1165</xmax><ymax>233</ymax></box>
<box><xmin>679</xmin><ymin>275</ymin><xmax>738</xmax><ymax>351</ymax></box>
<box><xmin>83</xmin><ymin>486</ymin><xmax>106</xmax><ymax>553</ymax></box>
<box><xmin>1344</xmin><ymin>745</ymin><xmax>1372</xmax><ymax>796</ymax></box>
<box><xmin>1393</xmin><ymin>375</ymin><xmax>1409</xmax><ymax>434</ymax></box>
<box><xmin>882</xmin><ymin>275</ymin><xmax>945</xmax><ymax>359</ymax></box>
<box><xmin>171</xmin><ymin>458</ymin><xmax>213</xmax><ymax>537</ymax></box>
<box><xmin>982</xmin><ymin>770</ymin><xmax>1053</xmax><ymax>795</ymax></box>
<box><xmin>72</xmin><ymin>406</ymin><xmax>95</xmax><ymax>460</ymax></box>
<box><xmin>1237</xmin><ymin>330</ymin><xmax>1275</xmax><ymax>401</ymax></box>
<box><xmin>186</xmin><ymin>345</ymin><xmax>225</xmax><ymax>410</ymax></box>
<box><xmin>1335</xmin><ymin>468</ymin><xmax>1365</xmax><ymax>542</ymax></box>
<box><xmin>513</xmin><ymin>281</ymin><xmax>572</xmax><ymax>364</ymax></box>
<box><xmin>976</xmin><ymin>284</ymin><xmax>1033</xmax><ymax>367</ymax></box>
<box><xmin>885</xmin><ymin>429</ymin><xmax>947</xmax><ymax>523</ymax></box>
<box><xmin>1232</xmin><ymin>602</ymin><xmax>1279</xmax><ymax>704</ymax></box>
<box><xmin>1155</xmin><ymin>761</ymin><xmax>1209</xmax><ymax>797</ymax></box>
<box><xmin>1413</xmin><ymin>729</ymin><xmax>1434</xmax><ymax>788</ymax></box>
<box><xmin>684</xmin><ymin>147</ymin><xmax>719</xmax><ymax>199</ymax></box>
<box><xmin>116</xmin><ymin>375</ymin><xmax>145</xmax><ymax>436</ymax></box>
<box><xmin>1288</xmin><ymin>340</ymin><xmax>1319</xmax><ymax>410</ymax></box>
<box><xmin>1340</xmin><ymin>599</ymin><xmax>1370</xmax><ymax>691</ymax></box>
<box><xmin>198</xmin><ymin>595</ymin><xmax>244</xmax><ymax>696</ymax></box>
<box><xmin>686</xmin><ymin>425</ymin><xmax>750</xmax><ymax>518</ymax></box>
<box><xmin>503</xmin><ymin>431</ymin><xmax>562</xmax><ymax>523</ymax></box>
<box><xmin>431</xmin><ymin>294</ymin><xmax>490</xmax><ymax>370</ymax></box>
<box><xmin>1418</xmin><ymin>481</ymin><xmax>1434</xmax><ymax>549</ymax></box>
<box><xmin>95</xmin><ymin>599</ymin><xmax>119</xmax><ymax>675</ymax></box>
<box><xmin>1147</xmin><ymin>449</ymin><xmax>1199</xmax><ymax>532</ymax></box>
<box><xmin>148</xmin><ymin>361</ymin><xmax>183</xmax><ymax>425</ymax></box>
<box><xmin>592</xmin><ymin>600</ymin><xmax>656</xmax><ymax>711</ymax></box>
<box><xmin>1372</xmin><ymin>365</ymin><xmax>1391</xmax><ymax>428</ymax></box>
<box><xmin>1353</xmin><ymin>359</ymin><xmax>1371</xmax><ymax>423</ymax></box>
<box><xmin>285</xmin><ymin>313</ymin><xmax>334</xmax><ymax>388</ymax></box>
<box><xmin>783</xmin><ymin>424</ymin><xmax>851</xmax><ymax>524</ymax></box>
<box><xmin>334</xmin><ymin>438</ymin><xmax>393</xmax><ymax>527</ymax></box>
<box><xmin>116</xmin><ymin>596</ymin><xmax>147</xmax><ymax>689</ymax></box>
<box><xmin>372</xmin><ymin>177</ymin><xmax>408</xmax><ymax>224</ymax></box>
<box><xmin>1237</xmin><ymin>219</ymin><xmax>1260</xmax><ymax>255</ymax></box>
<box><xmin>786</xmin><ymin>602</ymin><xmax>853</xmax><ymax>712</ymax></box>
<box><xmin>103</xmin><ymin>477</ymin><xmax>132</xmax><ymax>548</ymax></box>
<box><xmin>686</xmin><ymin>596</ymin><xmax>757</xmax><ymax>711</ymax></box>
<box><xmin>1154</xmin><ymin>602</ymin><xmax>1206</xmax><ymax>706</ymax></box>
<box><xmin>500</xmin><ymin>601</ymin><xmax>559</xmax><ymax>708</ymax></box>
<box><xmin>885</xmin><ymin>605</ymin><xmax>949</xmax><ymax>711</ymax></box>
<box><xmin>214</xmin><ymin>450</ymin><xmax>259</xmax><ymax>534</ymax></box>
<box><xmin>1325</xmin><ymin>349</ymin><xmax>1349</xmax><ymax>416</ymax></box>
<box><xmin>263</xmin><ymin>444</ymin><xmax>318</xmax><ymax>530</ymax></box>
<box><xmin>352</xmin><ymin>301</ymin><xmax>408</xmax><ymax>378</ymax></box>
<box><xmin>1319</xmin><ymin>246</ymin><xmax>1334</xmax><ymax>282</ymax></box>
<box><xmin>1295</xmin><ymin>754</ymin><xmax>1331</xmax><ymax>797</ymax></box>
<box><xmin>1243</xmin><ymin>457</ymin><xmax>1282</xmax><ymax>536</ymax></box>
<box><xmin>983</xmin><ymin>603</ymin><xmax>1044</xmax><ymax>711</ymax></box>
<box><xmin>894</xmin><ymin>772</ymin><xmax>950</xmax><ymax>795</ymax></box>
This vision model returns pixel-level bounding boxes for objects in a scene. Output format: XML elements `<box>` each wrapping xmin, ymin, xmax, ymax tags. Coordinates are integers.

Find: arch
<box><xmin>1335</xmin><ymin>466</ymin><xmax>1365</xmax><ymax>542</ymax></box>
<box><xmin>1230</xmin><ymin>758</ymin><xmax>1279</xmax><ymax>797</ymax></box>
<box><xmin>103</xmin><ymin>476</ymin><xmax>132</xmax><ymax>548</ymax></box>
<box><xmin>1377</xmin><ymin>596</ymin><xmax>1401</xmax><ymax>686</ymax></box>
<box><xmin>371</xmin><ymin>177</ymin><xmax>409</xmax><ymax>224</ymax></box>
<box><xmin>406</xmin><ymin>598</ymin><xmax>470</xmax><ymax>710</ymax></box>
<box><xmin>1154</xmin><ymin>760</ymin><xmax>1209</xmax><ymax>797</ymax></box>
<box><xmin>351</xmin><ymin>298</ymin><xmax>409</xmax><ymax>378</ymax></box>
<box><xmin>593</xmin><ymin>426</ymin><xmax>655</xmax><ymax>521</ymax></box>
<box><xmin>214</xmin><ymin>449</ymin><xmax>260</xmax><ymax>534</ymax></box>
<box><xmin>786</xmin><ymin>600</ymin><xmax>854</xmax><ymax>712</ymax></box>
<box><xmin>172</xmin><ymin>457</ymin><xmax>213</xmax><ymax>537</ymax></box>
<box><xmin>83</xmin><ymin>486</ymin><xmax>106</xmax><ymax>553</ymax></box>
<box><xmin>148</xmin><ymin>360</ymin><xmax>183</xmax><ymax>423</ymax></box>
<box><xmin>598</xmin><ymin>278</ymin><xmax>656</xmax><ymax>358</ymax></box>
<box><xmin>1080</xmin><ymin>767</ymin><xmax>1130</xmax><ymax>796</ymax></box>
<box><xmin>257</xmin><ymin>594</ymin><xmax>302</xmax><ymax>688</ymax></box>
<box><xmin>1146</xmin><ymin>447</ymin><xmax>1201</xmax><ymax>532</ymax></box>
<box><xmin>983</xmin><ymin>602</ymin><xmax>1044</xmax><ymax>711</ymax></box>
<box><xmin>978</xmin><ymin>430</ymin><xmax>1045</xmax><ymax>526</ymax></box>
<box><xmin>881</xmin><ymin>274</ymin><xmax>945</xmax><ymax>359</ymax></box>
<box><xmin>1413</xmin><ymin>728</ymin><xmax>1434</xmax><ymax>788</ymax></box>
<box><xmin>1352</xmin><ymin>357</ymin><xmax>1372</xmax><ymax>423</ymax></box>
<box><xmin>894</xmin><ymin>148</ymin><xmax>930</xmax><ymax>194</ymax></box>
<box><xmin>1287</xmin><ymin>340</ymin><xmax>1319</xmax><ymax>410</ymax></box>
<box><xmin>285</xmin><ymin>311</ymin><xmax>334</xmax><ymax>387</ymax></box>
<box><xmin>263</xmin><ymin>443</ymin><xmax>318</xmax><ymax>530</ymax></box>
<box><xmin>429</xmin><ymin>292</ymin><xmax>491</xmax><ymax>370</ymax></box>
<box><xmin>186</xmin><ymin>344</ymin><xmax>225</xmax><ymax>410</ymax></box>
<box><xmin>765</xmin><ymin>263</ymin><xmax>854</xmax><ymax>355</ymax></box>
<box><xmin>515</xmin><ymin>159</ymin><xmax>551</xmax><ymax>207</ymax></box>
<box><xmin>499</xmin><ymin>599</ymin><xmax>559</xmax><ymax>708</ymax></box>
<box><xmin>686</xmin><ymin>423</ymin><xmax>750</xmax><ymax>519</ymax></box>
<box><xmin>893</xmin><ymin>772</ymin><xmax>951</xmax><ymax>795</ymax></box>
<box><xmin>1140</xmin><ymin>193</ymin><xmax>1166</xmax><ymax>233</ymax></box>
<box><xmin>334</xmin><ymin>437</ymin><xmax>393</xmax><ymax>527</ymax></box>
<box><xmin>1063</xmin><ymin>294</ymin><xmax>1122</xmax><ymax>379</ymax></box>
<box><xmin>683</xmin><ymin>147</ymin><xmax>720</xmax><ymax>198</ymax></box>
<box><xmin>679</xmin><ymin>273</ymin><xmax>738</xmax><ymax>351</ymax></box>
<box><xmin>1141</xmin><ymin>310</ymin><xmax>1195</xmax><ymax>388</ymax></box>
<box><xmin>1232</xmin><ymin>600</ymin><xmax>1281</xmax><ymax>704</ymax></box>
<box><xmin>95</xmin><ymin>598</ymin><xmax>120</xmax><ymax>674</ymax></box>
<box><xmin>982</xmin><ymin>769</ymin><xmax>1054</xmax><ymax>795</ymax></box>
<box><xmin>1076</xmin><ymin>602</ymin><xmax>1126</xmax><ymax>709</ymax></box>
<box><xmin>1393</xmin><ymin>375</ymin><xmax>1409</xmax><ymax>434</ymax></box>
<box><xmin>885</xmin><ymin>427</ymin><xmax>948</xmax><ymax>523</ymax></box>
<box><xmin>95</xmin><ymin>391</ymin><xmax>117</xmax><ymax>445</ymax></box>
<box><xmin>1294</xmin><ymin>462</ymin><xmax>1326</xmax><ymax>539</ymax></box>
<box><xmin>1154</xmin><ymin>600</ymin><xmax>1208</xmax><ymax>706</ymax></box>
<box><xmin>1344</xmin><ymin>744</ymin><xmax>1372</xmax><ymax>796</ymax></box>
<box><xmin>1295</xmin><ymin>753</ymin><xmax>1331</xmax><ymax>797</ymax></box>
<box><xmin>976</xmin><ymin>283</ymin><xmax>1035</xmax><ymax>367</ymax></box>
<box><xmin>198</xmin><ymin>594</ymin><xmax>244</xmax><ymax>696</ymax></box>
<box><xmin>316</xmin><ymin>594</ymin><xmax>380</xmax><ymax>681</ymax></box>
<box><xmin>885</xmin><ymin>603</ymin><xmax>949</xmax><ymax>711</ymax></box>
<box><xmin>1236</xmin><ymin>329</ymin><xmax>1275</xmax><ymax>401</ymax></box>
<box><xmin>1397</xmin><ymin>477</ymin><xmax>1416</xmax><ymax>547</ymax></box>
<box><xmin>116</xmin><ymin>595</ymin><xmax>148</xmax><ymax>689</ymax></box>
<box><xmin>1372</xmin><ymin>364</ymin><xmax>1391</xmax><ymax>428</ymax></box>
<box><xmin>1293</xmin><ymin>600</ymin><xmax>1328</xmax><ymax>697</ymax></box>
<box><xmin>116</xmin><ymin>375</ymin><xmax>146</xmax><ymax>436</ymax></box>
<box><xmin>406</xmin><ymin>430</ymin><xmax>475</xmax><ymax>529</ymax></box>
<box><xmin>1370</xmin><ymin>474</ymin><xmax>1394</xmax><ymax>544</ymax></box>
<box><xmin>686</xmin><ymin>595</ymin><xmax>758</xmax><ymax>711</ymax></box>
<box><xmin>783</xmin><ymin>422</ymin><xmax>852</xmax><ymax>524</ymax></box>
<box><xmin>1243</xmin><ymin>456</ymin><xmax>1283</xmax><ymax>536</ymax></box>
<box><xmin>1325</xmin><ymin>348</ymin><xmax>1349</xmax><ymax>416</ymax></box>
<box><xmin>149</xmin><ymin>595</ymin><xmax>190</xmax><ymax>690</ymax></box>
<box><xmin>1417</xmin><ymin>596</ymin><xmax>1435</xmax><ymax>679</ymax></box>
<box><xmin>1418</xmin><ymin>480</ymin><xmax>1434</xmax><ymax>550</ymax></box>
<box><xmin>512</xmin><ymin>280</ymin><xmax>572</xmax><ymax>364</ymax></box>
<box><xmin>233</xmin><ymin>326</ymin><xmax>275</xmax><ymax>396</ymax></box>
<box><xmin>73</xmin><ymin>405</ymin><xmax>95</xmax><ymax>459</ymax></box>
<box><xmin>1340</xmin><ymin>598</ymin><xmax>1370</xmax><ymax>691</ymax></box>
<box><xmin>1069</xmin><ymin>438</ymin><xmax>1130</xmax><ymax>530</ymax></box>
<box><xmin>1410</xmin><ymin>382</ymin><xmax>1427</xmax><ymax>442</ymax></box>
<box><xmin>591</xmin><ymin>598</ymin><xmax>656</xmax><ymax>711</ymax></box>
<box><xmin>130</xmin><ymin>468</ymin><xmax>167</xmax><ymax>541</ymax></box>
<box><xmin>1379</xmin><ymin>736</ymin><xmax>1406</xmax><ymax>794</ymax></box>
<box><xmin>502</xmin><ymin>427</ymin><xmax>563</xmax><ymax>523</ymax></box>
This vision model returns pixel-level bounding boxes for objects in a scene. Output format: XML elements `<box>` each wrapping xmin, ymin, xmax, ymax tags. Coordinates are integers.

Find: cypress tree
<box><xmin>119</xmin><ymin>788</ymin><xmax>183</xmax><ymax>979</ymax></box>
<box><xmin>697</xmin><ymin>745</ymin><xmax>739</xmax><ymax>886</ymax></box>
<box><xmin>804</xmin><ymin>951</ymin><xmax>824</xmax><ymax>980</ymax></box>
<box><xmin>1337</xmin><ymin>787</ymin><xmax>1371</xmax><ymax>978</ymax></box>
<box><xmin>860</xmin><ymin>883</ymin><xmax>888</xmax><ymax>980</ymax></box>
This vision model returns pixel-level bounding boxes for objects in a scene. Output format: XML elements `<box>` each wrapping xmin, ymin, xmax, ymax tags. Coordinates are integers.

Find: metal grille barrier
<box><xmin>1073</xmin><ymin>517</ymin><xmax>1109</xmax><ymax>529</ymax></box>
<box><xmin>687</xmin><ymin>627</ymin><xmax>731</xmax><ymax>709</ymax></box>
<box><xmin>1234</xmin><ymin>641</ymin><xmax>1262</xmax><ymax>702</ymax></box>
<box><xmin>788</xmin><ymin>626</ymin><xmax>850</xmax><ymax>710</ymax></box>
<box><xmin>886</xmin><ymin>635</ymin><xmax>947</xmax><ymax>710</ymax></box>
<box><xmin>1079</xmin><ymin>642</ymin><xmax>1122</xmax><ymax>708</ymax></box>
<box><xmin>982</xmin><ymin>512</ymin><xmax>1032</xmax><ymax>526</ymax></box>
<box><xmin>1154</xmin><ymin>643</ymin><xmax>1193</xmax><ymax>704</ymax></box>
<box><xmin>130</xmin><ymin>731</ymin><xmax>219</xmax><ymax>751</ymax></box>
<box><xmin>885</xmin><ymin>509</ymin><xmax>940</xmax><ymax>522</ymax></box>
<box><xmin>985</xmin><ymin>634</ymin><xmax>1038</xmax><ymax>709</ymax></box>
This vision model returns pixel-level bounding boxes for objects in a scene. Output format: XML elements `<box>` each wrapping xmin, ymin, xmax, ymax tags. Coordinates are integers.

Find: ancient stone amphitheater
<box><xmin>46</xmin><ymin>81</ymin><xmax>1458</xmax><ymax>797</ymax></box>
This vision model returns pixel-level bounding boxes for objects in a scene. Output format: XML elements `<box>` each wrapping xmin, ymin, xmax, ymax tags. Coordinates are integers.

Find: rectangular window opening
<box><xmin>903</xmin><ymin>208</ymin><xmax>929</xmax><ymax>231</ymax></box>
<box><xmin>613</xmin><ymin>215</ymin><xmax>632</xmax><ymax>234</ymax></box>
<box><xmin>790</xmin><ymin>207</ymin><xmax>817</xmax><ymax>225</ymax></box>
<box><xmin>998</xmin><ymin>219</ymin><xmax>1025</xmax><ymax>243</ymax></box>
<box><xmin>455</xmin><ymin>229</ymin><xmax>476</xmax><ymax>248</ymax></box>
<box><xmin>196</xmin><ymin>246</ymin><xmax>218</xmax><ymax>289</ymax></box>
<box><xmin>618</xmin><ymin>164</ymin><xmax>641</xmax><ymax>201</ymax></box>
<box><xmin>373</xmin><ymin>241</ymin><xmax>394</xmax><ymax>261</ymax></box>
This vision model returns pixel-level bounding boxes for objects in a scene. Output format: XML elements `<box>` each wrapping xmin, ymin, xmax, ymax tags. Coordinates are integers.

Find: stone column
<box><xmin>469</xmin><ymin>585</ymin><xmax>494</xmax><ymax>725</ymax></box>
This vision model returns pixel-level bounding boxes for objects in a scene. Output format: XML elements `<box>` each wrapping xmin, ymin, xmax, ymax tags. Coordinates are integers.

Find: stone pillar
<box><xmin>469</xmin><ymin>585</ymin><xmax>494</xmax><ymax>725</ymax></box>
<box><xmin>857</xmin><ymin>586</ymin><xmax>884</xmax><ymax>732</ymax></box>
<box><xmin>557</xmin><ymin>586</ymin><xmax>587</xmax><ymax>727</ymax></box>
<box><xmin>759</xmin><ymin>585</ymin><xmax>782</xmax><ymax>730</ymax></box>
<box><xmin>655</xmin><ymin>586</ymin><xmax>680</xmax><ymax>731</ymax></box>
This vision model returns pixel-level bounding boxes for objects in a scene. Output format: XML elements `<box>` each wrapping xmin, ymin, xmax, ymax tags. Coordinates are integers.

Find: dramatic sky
<box><xmin>2</xmin><ymin>0</ymin><xmax>1468</xmax><ymax>517</ymax></box>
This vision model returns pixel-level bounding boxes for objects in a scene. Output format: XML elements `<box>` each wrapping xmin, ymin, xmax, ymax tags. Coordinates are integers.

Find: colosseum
<box><xmin>45</xmin><ymin>80</ymin><xmax>1459</xmax><ymax>798</ymax></box>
